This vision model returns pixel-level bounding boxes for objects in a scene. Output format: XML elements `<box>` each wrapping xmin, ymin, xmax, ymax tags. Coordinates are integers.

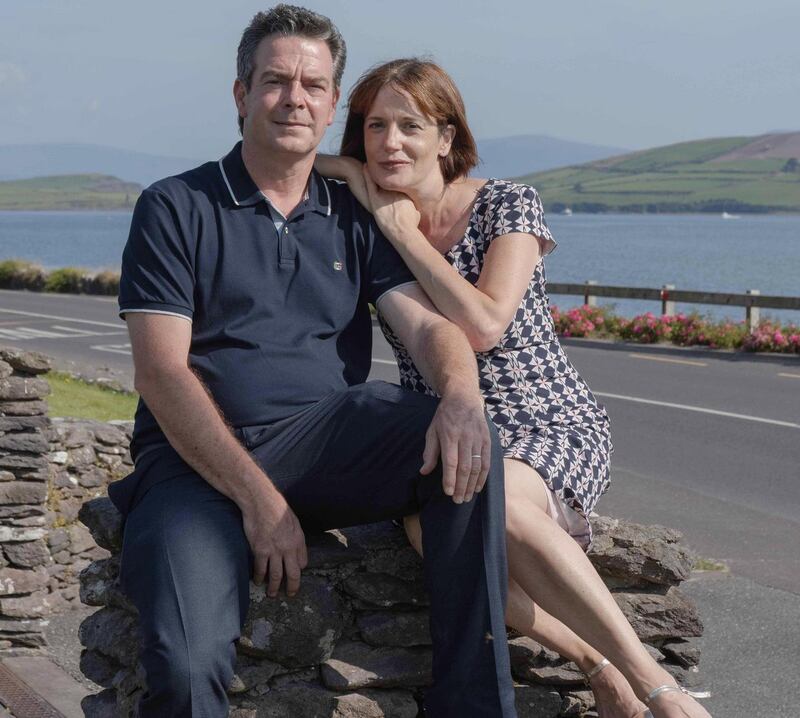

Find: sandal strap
<box><xmin>645</xmin><ymin>684</ymin><xmax>713</xmax><ymax>704</ymax></box>
<box><xmin>584</xmin><ymin>657</ymin><xmax>611</xmax><ymax>681</ymax></box>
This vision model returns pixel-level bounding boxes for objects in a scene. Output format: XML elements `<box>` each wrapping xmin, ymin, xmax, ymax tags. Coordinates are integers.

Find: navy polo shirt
<box><xmin>119</xmin><ymin>141</ymin><xmax>416</xmax><ymax>460</ymax></box>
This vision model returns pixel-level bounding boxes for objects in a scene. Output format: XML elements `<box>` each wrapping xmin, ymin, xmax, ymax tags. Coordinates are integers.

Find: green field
<box><xmin>517</xmin><ymin>135</ymin><xmax>800</xmax><ymax>214</ymax></box>
<box><xmin>0</xmin><ymin>174</ymin><xmax>141</xmax><ymax>210</ymax></box>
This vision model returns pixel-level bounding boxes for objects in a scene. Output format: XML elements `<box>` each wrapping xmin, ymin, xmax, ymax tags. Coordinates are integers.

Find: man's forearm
<box><xmin>411</xmin><ymin>319</ymin><xmax>482</xmax><ymax>399</ymax></box>
<box><xmin>136</xmin><ymin>367</ymin><xmax>277</xmax><ymax>508</ymax></box>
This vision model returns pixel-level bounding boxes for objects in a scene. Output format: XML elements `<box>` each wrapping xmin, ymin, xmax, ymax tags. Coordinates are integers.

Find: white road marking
<box><xmin>628</xmin><ymin>353</ymin><xmax>707</xmax><ymax>367</ymax></box>
<box><xmin>0</xmin><ymin>325</ymin><xmax>126</xmax><ymax>341</ymax></box>
<box><xmin>778</xmin><ymin>372</ymin><xmax>800</xmax><ymax>379</ymax></box>
<box><xmin>91</xmin><ymin>343</ymin><xmax>132</xmax><ymax>356</ymax></box>
<box><xmin>595</xmin><ymin>391</ymin><xmax>800</xmax><ymax>429</ymax></box>
<box><xmin>0</xmin><ymin>307</ymin><xmax>120</xmax><ymax>328</ymax></box>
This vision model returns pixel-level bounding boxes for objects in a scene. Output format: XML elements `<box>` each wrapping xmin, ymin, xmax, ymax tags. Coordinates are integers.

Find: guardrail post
<box><xmin>661</xmin><ymin>284</ymin><xmax>675</xmax><ymax>316</ymax></box>
<box><xmin>746</xmin><ymin>289</ymin><xmax>760</xmax><ymax>332</ymax></box>
<box><xmin>584</xmin><ymin>280</ymin><xmax>598</xmax><ymax>307</ymax></box>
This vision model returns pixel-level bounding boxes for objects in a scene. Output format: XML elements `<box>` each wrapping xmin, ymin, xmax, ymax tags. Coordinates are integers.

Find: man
<box><xmin>110</xmin><ymin>5</ymin><xmax>516</xmax><ymax>716</ymax></box>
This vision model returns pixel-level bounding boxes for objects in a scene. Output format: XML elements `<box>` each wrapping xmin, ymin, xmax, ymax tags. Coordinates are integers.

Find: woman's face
<box><xmin>363</xmin><ymin>84</ymin><xmax>454</xmax><ymax>193</ymax></box>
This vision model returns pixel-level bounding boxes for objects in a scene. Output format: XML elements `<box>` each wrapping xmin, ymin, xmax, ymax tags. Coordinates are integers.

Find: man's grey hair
<box><xmin>236</xmin><ymin>4</ymin><xmax>347</xmax><ymax>133</ymax></box>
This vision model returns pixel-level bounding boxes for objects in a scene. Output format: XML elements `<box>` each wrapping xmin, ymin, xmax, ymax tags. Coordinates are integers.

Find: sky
<box><xmin>1</xmin><ymin>0</ymin><xmax>799</xmax><ymax>160</ymax></box>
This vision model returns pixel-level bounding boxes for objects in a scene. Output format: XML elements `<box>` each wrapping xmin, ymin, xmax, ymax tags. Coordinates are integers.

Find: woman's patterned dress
<box><xmin>378</xmin><ymin>179</ymin><xmax>613</xmax><ymax>547</ymax></box>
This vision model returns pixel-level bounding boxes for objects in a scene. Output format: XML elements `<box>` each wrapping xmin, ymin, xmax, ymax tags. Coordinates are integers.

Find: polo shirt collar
<box><xmin>219</xmin><ymin>141</ymin><xmax>331</xmax><ymax>216</ymax></box>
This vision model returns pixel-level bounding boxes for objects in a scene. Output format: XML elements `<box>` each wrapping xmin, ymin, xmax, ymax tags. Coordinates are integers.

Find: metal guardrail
<box><xmin>547</xmin><ymin>281</ymin><xmax>800</xmax><ymax>331</ymax></box>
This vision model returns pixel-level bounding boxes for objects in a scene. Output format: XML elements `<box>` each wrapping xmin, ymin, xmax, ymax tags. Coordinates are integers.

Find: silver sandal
<box><xmin>645</xmin><ymin>684</ymin><xmax>712</xmax><ymax>707</ymax></box>
<box><xmin>585</xmin><ymin>658</ymin><xmax>655</xmax><ymax>718</ymax></box>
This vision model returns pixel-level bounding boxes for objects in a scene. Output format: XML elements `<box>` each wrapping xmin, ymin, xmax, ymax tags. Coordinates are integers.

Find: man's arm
<box><xmin>126</xmin><ymin>312</ymin><xmax>307</xmax><ymax>597</ymax></box>
<box><xmin>377</xmin><ymin>285</ymin><xmax>491</xmax><ymax>504</ymax></box>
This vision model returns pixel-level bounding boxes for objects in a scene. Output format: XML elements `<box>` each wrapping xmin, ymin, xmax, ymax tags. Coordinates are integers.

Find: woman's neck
<box><xmin>408</xmin><ymin>176</ymin><xmax>483</xmax><ymax>249</ymax></box>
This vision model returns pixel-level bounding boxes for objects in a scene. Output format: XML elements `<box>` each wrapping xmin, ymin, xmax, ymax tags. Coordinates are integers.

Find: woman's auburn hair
<box><xmin>339</xmin><ymin>59</ymin><xmax>479</xmax><ymax>184</ymax></box>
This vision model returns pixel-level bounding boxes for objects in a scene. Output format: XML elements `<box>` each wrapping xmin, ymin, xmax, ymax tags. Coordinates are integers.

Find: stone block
<box><xmin>514</xmin><ymin>684</ymin><xmax>563</xmax><ymax>718</ymax></box>
<box><xmin>0</xmin><ymin>376</ymin><xmax>51</xmax><ymax>401</ymax></box>
<box><xmin>0</xmin><ymin>399</ymin><xmax>48</xmax><ymax>416</ymax></box>
<box><xmin>68</xmin><ymin>523</ymin><xmax>96</xmax><ymax>554</ymax></box>
<box><xmin>2</xmin><ymin>540</ymin><xmax>50</xmax><ymax>568</ymax></box>
<box><xmin>305</xmin><ymin>530</ymin><xmax>367</xmax><ymax>569</ymax></box>
<box><xmin>357</xmin><ymin>611</ymin><xmax>431</xmax><ymax>647</ymax></box>
<box><xmin>0</xmin><ymin>526</ymin><xmax>46</xmax><ymax>542</ymax></box>
<box><xmin>0</xmin><ymin>589</ymin><xmax>57</xmax><ymax>617</ymax></box>
<box><xmin>343</xmin><ymin>573</ymin><xmax>429</xmax><ymax>608</ymax></box>
<box><xmin>0</xmin><ymin>348</ymin><xmax>52</xmax><ymax>374</ymax></box>
<box><xmin>589</xmin><ymin>516</ymin><xmax>694</xmax><ymax>588</ymax></box>
<box><xmin>0</xmin><ymin>453</ymin><xmax>49</xmax><ymax>472</ymax></box>
<box><xmin>614</xmin><ymin>587</ymin><xmax>704</xmax><ymax>643</ymax></box>
<box><xmin>0</xmin><ymin>480</ymin><xmax>47</xmax><ymax>504</ymax></box>
<box><xmin>0</xmin><ymin>359</ymin><xmax>11</xmax><ymax>379</ymax></box>
<box><xmin>322</xmin><ymin>641</ymin><xmax>433</xmax><ymax>690</ymax></box>
<box><xmin>662</xmin><ymin>638</ymin><xmax>702</xmax><ymax>667</ymax></box>
<box><xmin>80</xmin><ymin>649</ymin><xmax>121</xmax><ymax>687</ymax></box>
<box><xmin>240</xmin><ymin>576</ymin><xmax>348</xmax><ymax>667</ymax></box>
<box><xmin>94</xmin><ymin>424</ymin><xmax>127</xmax><ymax>446</ymax></box>
<box><xmin>333</xmin><ymin>689</ymin><xmax>418</xmax><ymax>718</ymax></box>
<box><xmin>79</xmin><ymin>497</ymin><xmax>124</xmax><ymax>552</ymax></box>
<box><xmin>68</xmin><ymin>444</ymin><xmax>96</xmax><ymax>468</ymax></box>
<box><xmin>0</xmin><ymin>432</ymin><xmax>49</xmax><ymax>453</ymax></box>
<box><xmin>79</xmin><ymin>606</ymin><xmax>141</xmax><ymax>666</ymax></box>
<box><xmin>0</xmin><ymin>469</ymin><xmax>14</xmax><ymax>481</ymax></box>
<box><xmin>0</xmin><ymin>416</ymin><xmax>48</xmax><ymax>432</ymax></box>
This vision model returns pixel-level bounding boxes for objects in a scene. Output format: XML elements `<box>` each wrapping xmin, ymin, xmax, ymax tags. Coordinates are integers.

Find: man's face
<box><xmin>234</xmin><ymin>34</ymin><xmax>339</xmax><ymax>158</ymax></box>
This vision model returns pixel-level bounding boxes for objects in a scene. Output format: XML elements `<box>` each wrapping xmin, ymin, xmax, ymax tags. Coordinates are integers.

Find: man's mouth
<box><xmin>274</xmin><ymin>120</ymin><xmax>308</xmax><ymax>128</ymax></box>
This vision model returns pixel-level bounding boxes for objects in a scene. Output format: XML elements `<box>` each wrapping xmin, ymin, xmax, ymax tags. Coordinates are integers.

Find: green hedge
<box><xmin>0</xmin><ymin>259</ymin><xmax>119</xmax><ymax>295</ymax></box>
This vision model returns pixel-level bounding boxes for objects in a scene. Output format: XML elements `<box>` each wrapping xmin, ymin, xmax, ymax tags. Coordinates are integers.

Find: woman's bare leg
<box><xmin>499</xmin><ymin>459</ymin><xmax>711</xmax><ymax>718</ymax></box>
<box><xmin>405</xmin><ymin>469</ymin><xmax>647</xmax><ymax>718</ymax></box>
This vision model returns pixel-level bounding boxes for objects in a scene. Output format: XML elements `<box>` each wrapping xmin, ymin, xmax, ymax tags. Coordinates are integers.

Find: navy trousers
<box><xmin>116</xmin><ymin>381</ymin><xmax>517</xmax><ymax>717</ymax></box>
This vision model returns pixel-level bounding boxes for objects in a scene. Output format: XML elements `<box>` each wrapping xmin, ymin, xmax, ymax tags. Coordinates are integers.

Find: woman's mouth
<box><xmin>379</xmin><ymin>160</ymin><xmax>411</xmax><ymax>170</ymax></box>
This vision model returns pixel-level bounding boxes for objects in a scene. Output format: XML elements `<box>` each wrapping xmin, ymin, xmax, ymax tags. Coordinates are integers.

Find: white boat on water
<box><xmin>721</xmin><ymin>211</ymin><xmax>740</xmax><ymax>219</ymax></box>
<box><xmin>562</xmin><ymin>208</ymin><xmax>573</xmax><ymax>216</ymax></box>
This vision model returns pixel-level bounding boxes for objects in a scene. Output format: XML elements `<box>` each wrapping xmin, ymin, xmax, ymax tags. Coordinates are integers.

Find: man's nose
<box><xmin>283</xmin><ymin>80</ymin><xmax>305</xmax><ymax>108</ymax></box>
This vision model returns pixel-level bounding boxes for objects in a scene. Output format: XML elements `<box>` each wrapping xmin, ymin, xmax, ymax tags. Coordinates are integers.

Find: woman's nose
<box><xmin>383</xmin><ymin>125</ymin><xmax>402</xmax><ymax>150</ymax></box>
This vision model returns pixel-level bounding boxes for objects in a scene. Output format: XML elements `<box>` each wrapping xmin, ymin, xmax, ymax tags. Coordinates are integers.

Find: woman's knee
<box><xmin>404</xmin><ymin>513</ymin><xmax>423</xmax><ymax>556</ymax></box>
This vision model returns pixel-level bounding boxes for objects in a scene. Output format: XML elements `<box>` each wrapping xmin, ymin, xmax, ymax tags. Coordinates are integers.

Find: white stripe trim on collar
<box><xmin>218</xmin><ymin>159</ymin><xmax>240</xmax><ymax>206</ymax></box>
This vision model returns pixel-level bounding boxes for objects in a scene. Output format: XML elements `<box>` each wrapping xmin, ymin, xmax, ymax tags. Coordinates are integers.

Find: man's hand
<box><xmin>420</xmin><ymin>390</ymin><xmax>490</xmax><ymax>503</ymax></box>
<box><xmin>241</xmin><ymin>490</ymin><xmax>308</xmax><ymax>598</ymax></box>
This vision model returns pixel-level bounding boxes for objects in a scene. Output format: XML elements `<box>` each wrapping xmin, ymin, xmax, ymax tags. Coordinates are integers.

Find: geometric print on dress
<box><xmin>377</xmin><ymin>179</ymin><xmax>613</xmax><ymax>547</ymax></box>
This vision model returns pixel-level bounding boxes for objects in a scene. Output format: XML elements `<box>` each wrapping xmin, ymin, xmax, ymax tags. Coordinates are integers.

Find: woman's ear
<box><xmin>439</xmin><ymin>124</ymin><xmax>456</xmax><ymax>157</ymax></box>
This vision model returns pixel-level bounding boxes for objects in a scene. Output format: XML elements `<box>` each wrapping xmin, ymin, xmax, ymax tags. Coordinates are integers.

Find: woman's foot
<box><xmin>587</xmin><ymin>660</ymin><xmax>650</xmax><ymax>718</ymax></box>
<box><xmin>644</xmin><ymin>685</ymin><xmax>712</xmax><ymax>718</ymax></box>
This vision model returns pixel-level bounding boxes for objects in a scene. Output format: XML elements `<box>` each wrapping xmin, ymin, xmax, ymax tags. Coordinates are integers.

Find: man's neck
<box><xmin>241</xmin><ymin>140</ymin><xmax>315</xmax><ymax>218</ymax></box>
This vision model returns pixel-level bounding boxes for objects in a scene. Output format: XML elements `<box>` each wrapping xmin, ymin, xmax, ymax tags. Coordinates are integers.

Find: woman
<box><xmin>316</xmin><ymin>59</ymin><xmax>711</xmax><ymax>718</ymax></box>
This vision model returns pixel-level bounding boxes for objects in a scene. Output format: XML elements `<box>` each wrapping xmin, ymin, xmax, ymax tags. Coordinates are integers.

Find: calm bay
<box><xmin>1</xmin><ymin>210</ymin><xmax>798</xmax><ymax>323</ymax></box>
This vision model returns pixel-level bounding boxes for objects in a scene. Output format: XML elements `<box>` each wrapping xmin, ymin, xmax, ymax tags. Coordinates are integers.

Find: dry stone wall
<box><xmin>78</xmin><ymin>501</ymin><xmax>706</xmax><ymax>718</ymax></box>
<box><xmin>0</xmin><ymin>349</ymin><xmax>56</xmax><ymax>652</ymax></box>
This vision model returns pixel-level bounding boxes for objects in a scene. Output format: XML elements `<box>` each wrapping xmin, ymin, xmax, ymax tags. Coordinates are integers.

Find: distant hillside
<box><xmin>0</xmin><ymin>144</ymin><xmax>201</xmax><ymax>187</ymax></box>
<box><xmin>474</xmin><ymin>134</ymin><xmax>628</xmax><ymax>179</ymax></box>
<box><xmin>518</xmin><ymin>132</ymin><xmax>800</xmax><ymax>214</ymax></box>
<box><xmin>0</xmin><ymin>175</ymin><xmax>141</xmax><ymax>211</ymax></box>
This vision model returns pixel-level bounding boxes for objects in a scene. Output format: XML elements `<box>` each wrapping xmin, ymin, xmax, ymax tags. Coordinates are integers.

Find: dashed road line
<box><xmin>91</xmin><ymin>343</ymin><xmax>132</xmax><ymax>356</ymax></box>
<box><xmin>778</xmin><ymin>372</ymin><xmax>800</xmax><ymax>379</ymax></box>
<box><xmin>0</xmin><ymin>307</ymin><xmax>120</xmax><ymax>328</ymax></box>
<box><xmin>628</xmin><ymin>353</ymin><xmax>707</xmax><ymax>367</ymax></box>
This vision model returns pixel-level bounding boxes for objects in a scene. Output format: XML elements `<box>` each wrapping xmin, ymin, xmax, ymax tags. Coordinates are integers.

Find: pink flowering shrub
<box><xmin>742</xmin><ymin>321</ymin><xmax>800</xmax><ymax>354</ymax></box>
<box><xmin>549</xmin><ymin>305</ymin><xmax>799</xmax><ymax>354</ymax></box>
<box><xmin>550</xmin><ymin>304</ymin><xmax>618</xmax><ymax>338</ymax></box>
<box><xmin>617</xmin><ymin>312</ymin><xmax>671</xmax><ymax>343</ymax></box>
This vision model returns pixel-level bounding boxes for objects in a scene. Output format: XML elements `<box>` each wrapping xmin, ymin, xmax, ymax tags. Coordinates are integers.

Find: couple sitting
<box><xmin>111</xmin><ymin>4</ymin><xmax>712</xmax><ymax>717</ymax></box>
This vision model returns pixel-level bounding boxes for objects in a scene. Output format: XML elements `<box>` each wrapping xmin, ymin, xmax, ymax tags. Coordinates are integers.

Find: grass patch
<box><xmin>693</xmin><ymin>557</ymin><xmax>729</xmax><ymax>572</ymax></box>
<box><xmin>47</xmin><ymin>372</ymin><xmax>138</xmax><ymax>421</ymax></box>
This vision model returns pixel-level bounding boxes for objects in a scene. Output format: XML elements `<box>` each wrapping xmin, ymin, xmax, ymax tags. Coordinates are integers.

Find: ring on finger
<box><xmin>471</xmin><ymin>454</ymin><xmax>482</xmax><ymax>460</ymax></box>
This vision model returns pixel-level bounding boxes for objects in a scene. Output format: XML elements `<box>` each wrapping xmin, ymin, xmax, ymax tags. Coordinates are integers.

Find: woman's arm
<box><xmin>313</xmin><ymin>154</ymin><xmax>371</xmax><ymax>210</ymax></box>
<box><xmin>364</xmin><ymin>173</ymin><xmax>543</xmax><ymax>352</ymax></box>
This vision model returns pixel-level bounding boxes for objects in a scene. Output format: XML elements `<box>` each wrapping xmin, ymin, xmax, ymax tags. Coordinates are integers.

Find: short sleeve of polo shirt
<box><xmin>118</xmin><ymin>187</ymin><xmax>195</xmax><ymax>321</ymax></box>
<box><xmin>363</xmin><ymin>221</ymin><xmax>417</xmax><ymax>307</ymax></box>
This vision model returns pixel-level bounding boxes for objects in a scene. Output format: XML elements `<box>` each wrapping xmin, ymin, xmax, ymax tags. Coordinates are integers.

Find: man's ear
<box><xmin>439</xmin><ymin>124</ymin><xmax>456</xmax><ymax>157</ymax></box>
<box><xmin>233</xmin><ymin>79</ymin><xmax>248</xmax><ymax>121</ymax></box>
<box><xmin>327</xmin><ymin>87</ymin><xmax>341</xmax><ymax>127</ymax></box>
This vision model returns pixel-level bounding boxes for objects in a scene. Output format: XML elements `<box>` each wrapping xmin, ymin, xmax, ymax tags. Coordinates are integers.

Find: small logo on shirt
<box><xmin>333</xmin><ymin>260</ymin><xmax>343</xmax><ymax>271</ymax></box>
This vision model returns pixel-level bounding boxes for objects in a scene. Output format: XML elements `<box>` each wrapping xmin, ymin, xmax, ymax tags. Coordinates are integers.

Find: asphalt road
<box><xmin>2</xmin><ymin>288</ymin><xmax>799</xmax><ymax>715</ymax></box>
<box><xmin>1</xmin><ymin>288</ymin><xmax>799</xmax><ymax>593</ymax></box>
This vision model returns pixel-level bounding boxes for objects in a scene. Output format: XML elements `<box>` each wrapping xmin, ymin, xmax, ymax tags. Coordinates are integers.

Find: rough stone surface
<box><xmin>0</xmin><ymin>348</ymin><xmax>52</xmax><ymax>374</ymax></box>
<box><xmin>0</xmin><ymin>375</ymin><xmax>51</xmax><ymax>401</ymax></box>
<box><xmin>0</xmin><ymin>480</ymin><xmax>48</xmax><ymax>505</ymax></box>
<box><xmin>514</xmin><ymin>684</ymin><xmax>564</xmax><ymax>717</ymax></box>
<box><xmin>344</xmin><ymin>572</ymin><xmax>429</xmax><ymax>608</ymax></box>
<box><xmin>240</xmin><ymin>576</ymin><xmax>348</xmax><ymax>667</ymax></box>
<box><xmin>322</xmin><ymin>641</ymin><xmax>433</xmax><ymax>690</ymax></box>
<box><xmin>333</xmin><ymin>690</ymin><xmax>419</xmax><ymax>718</ymax></box>
<box><xmin>589</xmin><ymin>516</ymin><xmax>695</xmax><ymax>588</ymax></box>
<box><xmin>78</xmin><ymin>497</ymin><xmax>124</xmax><ymax>552</ymax></box>
<box><xmin>357</xmin><ymin>611</ymin><xmax>431</xmax><ymax>647</ymax></box>
<box><xmin>614</xmin><ymin>587</ymin><xmax>704</xmax><ymax>643</ymax></box>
